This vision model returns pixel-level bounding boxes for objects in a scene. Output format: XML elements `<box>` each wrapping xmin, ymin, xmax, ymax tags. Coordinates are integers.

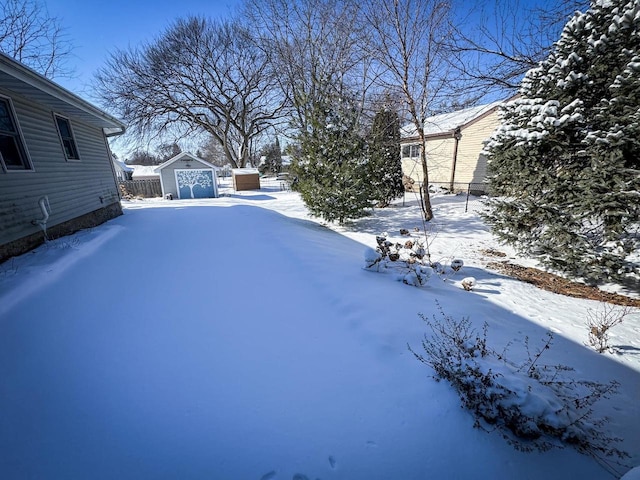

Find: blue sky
<box><xmin>46</xmin><ymin>0</ymin><xmax>241</xmax><ymax>96</ymax></box>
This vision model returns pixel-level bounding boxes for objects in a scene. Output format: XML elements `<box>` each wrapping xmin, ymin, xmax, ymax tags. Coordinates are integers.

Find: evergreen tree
<box><xmin>291</xmin><ymin>98</ymin><xmax>371</xmax><ymax>224</ymax></box>
<box><xmin>368</xmin><ymin>106</ymin><xmax>404</xmax><ymax>207</ymax></box>
<box><xmin>260</xmin><ymin>138</ymin><xmax>283</xmax><ymax>174</ymax></box>
<box><xmin>484</xmin><ymin>0</ymin><xmax>640</xmax><ymax>284</ymax></box>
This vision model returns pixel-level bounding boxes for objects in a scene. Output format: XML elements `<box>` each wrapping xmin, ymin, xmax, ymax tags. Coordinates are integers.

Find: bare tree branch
<box><xmin>0</xmin><ymin>0</ymin><xmax>74</xmax><ymax>78</ymax></box>
<box><xmin>94</xmin><ymin>17</ymin><xmax>286</xmax><ymax>168</ymax></box>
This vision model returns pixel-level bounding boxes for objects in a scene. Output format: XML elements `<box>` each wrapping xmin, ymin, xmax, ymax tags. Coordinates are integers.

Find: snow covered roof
<box><xmin>401</xmin><ymin>100</ymin><xmax>504</xmax><ymax>139</ymax></box>
<box><xmin>153</xmin><ymin>152</ymin><xmax>219</xmax><ymax>172</ymax></box>
<box><xmin>112</xmin><ymin>158</ymin><xmax>133</xmax><ymax>172</ymax></box>
<box><xmin>232</xmin><ymin>168</ymin><xmax>259</xmax><ymax>175</ymax></box>
<box><xmin>130</xmin><ymin>165</ymin><xmax>160</xmax><ymax>178</ymax></box>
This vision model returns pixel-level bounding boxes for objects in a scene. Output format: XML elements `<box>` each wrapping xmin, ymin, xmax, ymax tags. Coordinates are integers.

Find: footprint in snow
<box><xmin>292</xmin><ymin>474</ymin><xmax>309</xmax><ymax>480</ymax></box>
<box><xmin>261</xmin><ymin>471</ymin><xmax>277</xmax><ymax>480</ymax></box>
<box><xmin>328</xmin><ymin>456</ymin><xmax>337</xmax><ymax>469</ymax></box>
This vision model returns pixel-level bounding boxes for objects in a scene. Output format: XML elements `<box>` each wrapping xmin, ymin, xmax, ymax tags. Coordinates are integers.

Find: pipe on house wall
<box><xmin>32</xmin><ymin>196</ymin><xmax>51</xmax><ymax>236</ymax></box>
<box><xmin>449</xmin><ymin>127</ymin><xmax>462</xmax><ymax>191</ymax></box>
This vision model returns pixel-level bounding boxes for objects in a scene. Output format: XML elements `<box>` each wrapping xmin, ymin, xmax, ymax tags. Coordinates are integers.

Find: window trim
<box><xmin>53</xmin><ymin>113</ymin><xmax>80</xmax><ymax>161</ymax></box>
<box><xmin>401</xmin><ymin>143</ymin><xmax>421</xmax><ymax>159</ymax></box>
<box><xmin>0</xmin><ymin>94</ymin><xmax>33</xmax><ymax>173</ymax></box>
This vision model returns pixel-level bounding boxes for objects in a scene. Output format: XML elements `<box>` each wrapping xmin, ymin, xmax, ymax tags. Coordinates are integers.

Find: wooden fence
<box><xmin>118</xmin><ymin>179</ymin><xmax>162</xmax><ymax>198</ymax></box>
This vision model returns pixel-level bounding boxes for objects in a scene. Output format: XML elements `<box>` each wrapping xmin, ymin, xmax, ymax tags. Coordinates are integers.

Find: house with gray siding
<box><xmin>0</xmin><ymin>53</ymin><xmax>126</xmax><ymax>262</ymax></box>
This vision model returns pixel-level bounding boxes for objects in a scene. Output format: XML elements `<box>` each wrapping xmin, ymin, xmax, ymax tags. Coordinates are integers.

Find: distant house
<box><xmin>400</xmin><ymin>100</ymin><xmax>506</xmax><ymax>194</ymax></box>
<box><xmin>154</xmin><ymin>152</ymin><xmax>219</xmax><ymax>199</ymax></box>
<box><xmin>0</xmin><ymin>53</ymin><xmax>126</xmax><ymax>262</ymax></box>
<box><xmin>112</xmin><ymin>157</ymin><xmax>133</xmax><ymax>181</ymax></box>
<box><xmin>130</xmin><ymin>164</ymin><xmax>160</xmax><ymax>180</ymax></box>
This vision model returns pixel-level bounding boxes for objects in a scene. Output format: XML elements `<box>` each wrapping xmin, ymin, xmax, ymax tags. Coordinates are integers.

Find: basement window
<box><xmin>54</xmin><ymin>114</ymin><xmax>80</xmax><ymax>160</ymax></box>
<box><xmin>0</xmin><ymin>96</ymin><xmax>32</xmax><ymax>172</ymax></box>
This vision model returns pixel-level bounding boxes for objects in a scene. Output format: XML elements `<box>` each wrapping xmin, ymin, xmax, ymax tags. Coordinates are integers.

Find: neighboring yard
<box><xmin>0</xmin><ymin>179</ymin><xmax>638</xmax><ymax>479</ymax></box>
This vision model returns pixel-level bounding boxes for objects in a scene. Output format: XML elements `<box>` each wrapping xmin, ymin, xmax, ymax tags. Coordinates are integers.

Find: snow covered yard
<box><xmin>0</xmin><ymin>180</ymin><xmax>638</xmax><ymax>479</ymax></box>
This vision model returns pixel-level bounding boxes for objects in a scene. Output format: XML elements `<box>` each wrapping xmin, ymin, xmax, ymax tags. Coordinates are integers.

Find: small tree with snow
<box><xmin>483</xmin><ymin>0</ymin><xmax>640</xmax><ymax>284</ymax></box>
<box><xmin>367</xmin><ymin>105</ymin><xmax>404</xmax><ymax>207</ymax></box>
<box><xmin>291</xmin><ymin>97</ymin><xmax>372</xmax><ymax>224</ymax></box>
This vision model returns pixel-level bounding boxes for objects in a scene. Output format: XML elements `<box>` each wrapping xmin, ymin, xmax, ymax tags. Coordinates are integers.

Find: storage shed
<box><xmin>154</xmin><ymin>152</ymin><xmax>218</xmax><ymax>199</ymax></box>
<box><xmin>232</xmin><ymin>168</ymin><xmax>260</xmax><ymax>191</ymax></box>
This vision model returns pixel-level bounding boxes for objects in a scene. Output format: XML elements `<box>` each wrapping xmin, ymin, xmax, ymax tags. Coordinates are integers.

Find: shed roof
<box><xmin>0</xmin><ymin>53</ymin><xmax>125</xmax><ymax>136</ymax></box>
<box><xmin>154</xmin><ymin>152</ymin><xmax>218</xmax><ymax>172</ymax></box>
<box><xmin>400</xmin><ymin>100</ymin><xmax>504</xmax><ymax>139</ymax></box>
<box><xmin>232</xmin><ymin>168</ymin><xmax>259</xmax><ymax>175</ymax></box>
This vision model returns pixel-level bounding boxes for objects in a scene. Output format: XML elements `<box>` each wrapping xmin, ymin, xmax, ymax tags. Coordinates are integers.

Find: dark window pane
<box><xmin>55</xmin><ymin>116</ymin><xmax>79</xmax><ymax>159</ymax></box>
<box><xmin>56</xmin><ymin>116</ymin><xmax>72</xmax><ymax>138</ymax></box>
<box><xmin>0</xmin><ymin>100</ymin><xmax>16</xmax><ymax>133</ymax></box>
<box><xmin>0</xmin><ymin>134</ymin><xmax>25</xmax><ymax>168</ymax></box>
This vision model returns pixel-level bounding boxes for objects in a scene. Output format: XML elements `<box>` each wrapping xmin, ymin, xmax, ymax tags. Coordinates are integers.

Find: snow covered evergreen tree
<box><xmin>291</xmin><ymin>98</ymin><xmax>371</xmax><ymax>224</ymax></box>
<box><xmin>484</xmin><ymin>0</ymin><xmax>640</xmax><ymax>285</ymax></box>
<box><xmin>368</xmin><ymin>106</ymin><xmax>404</xmax><ymax>207</ymax></box>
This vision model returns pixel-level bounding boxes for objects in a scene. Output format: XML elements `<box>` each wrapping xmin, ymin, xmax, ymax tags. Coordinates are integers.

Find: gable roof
<box><xmin>400</xmin><ymin>100</ymin><xmax>504</xmax><ymax>139</ymax></box>
<box><xmin>153</xmin><ymin>152</ymin><xmax>219</xmax><ymax>172</ymax></box>
<box><xmin>0</xmin><ymin>53</ymin><xmax>125</xmax><ymax>136</ymax></box>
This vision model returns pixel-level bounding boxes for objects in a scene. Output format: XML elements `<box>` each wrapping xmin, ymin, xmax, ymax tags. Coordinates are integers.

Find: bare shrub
<box><xmin>409</xmin><ymin>304</ymin><xmax>628</xmax><ymax>474</ymax></box>
<box><xmin>586</xmin><ymin>304</ymin><xmax>636</xmax><ymax>353</ymax></box>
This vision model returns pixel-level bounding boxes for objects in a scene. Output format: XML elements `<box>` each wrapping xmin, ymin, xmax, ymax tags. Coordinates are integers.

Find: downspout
<box><xmin>32</xmin><ymin>196</ymin><xmax>51</xmax><ymax>240</ymax></box>
<box><xmin>449</xmin><ymin>127</ymin><xmax>462</xmax><ymax>192</ymax></box>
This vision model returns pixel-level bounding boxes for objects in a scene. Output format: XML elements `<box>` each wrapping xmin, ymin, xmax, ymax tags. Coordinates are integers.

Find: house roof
<box><xmin>112</xmin><ymin>158</ymin><xmax>133</xmax><ymax>172</ymax></box>
<box><xmin>0</xmin><ymin>53</ymin><xmax>125</xmax><ymax>136</ymax></box>
<box><xmin>232</xmin><ymin>168</ymin><xmax>259</xmax><ymax>175</ymax></box>
<box><xmin>131</xmin><ymin>165</ymin><xmax>160</xmax><ymax>178</ymax></box>
<box><xmin>400</xmin><ymin>100</ymin><xmax>504</xmax><ymax>139</ymax></box>
<box><xmin>153</xmin><ymin>152</ymin><xmax>219</xmax><ymax>172</ymax></box>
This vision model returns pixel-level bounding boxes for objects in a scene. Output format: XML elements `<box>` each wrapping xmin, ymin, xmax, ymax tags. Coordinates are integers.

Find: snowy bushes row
<box><xmin>364</xmin><ymin>233</ymin><xmax>467</xmax><ymax>287</ymax></box>
<box><xmin>409</xmin><ymin>305</ymin><xmax>628</xmax><ymax>471</ymax></box>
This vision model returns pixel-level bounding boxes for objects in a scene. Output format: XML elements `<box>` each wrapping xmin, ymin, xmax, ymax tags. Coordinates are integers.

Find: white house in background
<box><xmin>112</xmin><ymin>157</ymin><xmax>133</xmax><ymax>181</ymax></box>
<box><xmin>0</xmin><ymin>52</ymin><xmax>126</xmax><ymax>262</ymax></box>
<box><xmin>400</xmin><ymin>100</ymin><xmax>507</xmax><ymax>194</ymax></box>
<box><xmin>130</xmin><ymin>164</ymin><xmax>160</xmax><ymax>180</ymax></box>
<box><xmin>154</xmin><ymin>152</ymin><xmax>219</xmax><ymax>199</ymax></box>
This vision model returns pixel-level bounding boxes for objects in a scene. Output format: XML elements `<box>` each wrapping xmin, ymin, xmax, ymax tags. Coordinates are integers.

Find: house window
<box><xmin>0</xmin><ymin>97</ymin><xmax>31</xmax><ymax>171</ymax></box>
<box><xmin>54</xmin><ymin>114</ymin><xmax>80</xmax><ymax>160</ymax></box>
<box><xmin>401</xmin><ymin>144</ymin><xmax>420</xmax><ymax>159</ymax></box>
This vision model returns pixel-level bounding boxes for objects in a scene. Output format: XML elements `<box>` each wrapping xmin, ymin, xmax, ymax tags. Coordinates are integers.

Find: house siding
<box><xmin>400</xmin><ymin>106</ymin><xmax>501</xmax><ymax>192</ymax></box>
<box><xmin>0</xmin><ymin>87</ymin><xmax>121</xmax><ymax>255</ymax></box>
<box><xmin>453</xmin><ymin>110</ymin><xmax>500</xmax><ymax>185</ymax></box>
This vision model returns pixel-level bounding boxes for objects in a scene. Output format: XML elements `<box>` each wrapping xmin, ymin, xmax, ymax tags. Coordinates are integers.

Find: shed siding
<box><xmin>0</xmin><ymin>88</ymin><xmax>119</xmax><ymax>247</ymax></box>
<box><xmin>156</xmin><ymin>155</ymin><xmax>218</xmax><ymax>199</ymax></box>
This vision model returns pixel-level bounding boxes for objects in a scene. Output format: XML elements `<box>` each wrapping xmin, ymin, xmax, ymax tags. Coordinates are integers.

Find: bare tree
<box><xmin>363</xmin><ymin>0</ymin><xmax>453</xmax><ymax>221</ymax></box>
<box><xmin>94</xmin><ymin>17</ymin><xmax>285</xmax><ymax>168</ymax></box>
<box><xmin>447</xmin><ymin>0</ymin><xmax>589</xmax><ymax>100</ymax></box>
<box><xmin>0</xmin><ymin>0</ymin><xmax>73</xmax><ymax>78</ymax></box>
<box><xmin>245</xmin><ymin>0</ymin><xmax>375</xmax><ymax>133</ymax></box>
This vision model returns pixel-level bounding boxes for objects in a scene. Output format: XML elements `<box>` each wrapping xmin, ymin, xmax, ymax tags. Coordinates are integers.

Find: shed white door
<box><xmin>175</xmin><ymin>169</ymin><xmax>216</xmax><ymax>199</ymax></box>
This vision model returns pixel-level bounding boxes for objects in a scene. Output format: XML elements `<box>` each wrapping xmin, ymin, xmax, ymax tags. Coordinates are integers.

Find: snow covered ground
<box><xmin>0</xmin><ymin>178</ymin><xmax>638</xmax><ymax>479</ymax></box>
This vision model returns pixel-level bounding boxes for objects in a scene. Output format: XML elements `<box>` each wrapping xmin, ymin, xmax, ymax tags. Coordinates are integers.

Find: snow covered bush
<box><xmin>461</xmin><ymin>277</ymin><xmax>476</xmax><ymax>291</ymax></box>
<box><xmin>364</xmin><ymin>232</ymin><xmax>463</xmax><ymax>287</ymax></box>
<box><xmin>483</xmin><ymin>0</ymin><xmax>640</xmax><ymax>285</ymax></box>
<box><xmin>409</xmin><ymin>305</ymin><xmax>628</xmax><ymax>467</ymax></box>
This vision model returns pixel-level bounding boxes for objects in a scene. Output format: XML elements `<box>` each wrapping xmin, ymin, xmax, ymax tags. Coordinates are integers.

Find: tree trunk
<box><xmin>419</xmin><ymin>133</ymin><xmax>434</xmax><ymax>221</ymax></box>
